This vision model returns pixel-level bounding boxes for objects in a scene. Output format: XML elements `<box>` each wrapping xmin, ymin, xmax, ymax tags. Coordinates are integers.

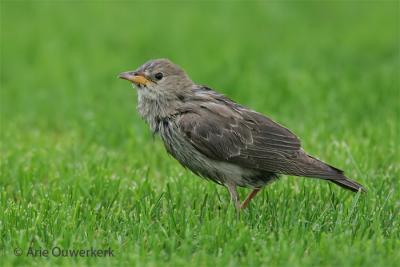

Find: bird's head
<box><xmin>119</xmin><ymin>58</ymin><xmax>193</xmax><ymax>101</ymax></box>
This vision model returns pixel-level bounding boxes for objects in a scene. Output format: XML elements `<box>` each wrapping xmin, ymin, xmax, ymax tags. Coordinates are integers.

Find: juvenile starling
<box><xmin>119</xmin><ymin>59</ymin><xmax>365</xmax><ymax>210</ymax></box>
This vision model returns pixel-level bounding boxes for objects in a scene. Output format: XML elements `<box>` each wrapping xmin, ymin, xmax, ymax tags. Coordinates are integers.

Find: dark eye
<box><xmin>154</xmin><ymin>72</ymin><xmax>163</xmax><ymax>80</ymax></box>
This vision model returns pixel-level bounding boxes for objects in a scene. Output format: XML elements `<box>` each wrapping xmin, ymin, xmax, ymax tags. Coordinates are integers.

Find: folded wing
<box><xmin>177</xmin><ymin>94</ymin><xmax>303</xmax><ymax>174</ymax></box>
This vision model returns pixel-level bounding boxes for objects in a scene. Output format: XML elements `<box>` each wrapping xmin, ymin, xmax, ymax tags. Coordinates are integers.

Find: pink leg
<box><xmin>240</xmin><ymin>188</ymin><xmax>261</xmax><ymax>209</ymax></box>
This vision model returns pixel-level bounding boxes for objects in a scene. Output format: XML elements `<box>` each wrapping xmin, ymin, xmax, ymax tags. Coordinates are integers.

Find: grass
<box><xmin>1</xmin><ymin>1</ymin><xmax>399</xmax><ymax>266</ymax></box>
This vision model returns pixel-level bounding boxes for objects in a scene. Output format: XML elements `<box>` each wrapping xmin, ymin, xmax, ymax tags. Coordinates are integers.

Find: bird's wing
<box><xmin>176</xmin><ymin>96</ymin><xmax>303</xmax><ymax>174</ymax></box>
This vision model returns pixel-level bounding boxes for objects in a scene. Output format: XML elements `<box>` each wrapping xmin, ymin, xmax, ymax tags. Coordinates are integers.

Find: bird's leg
<box><xmin>240</xmin><ymin>188</ymin><xmax>261</xmax><ymax>209</ymax></box>
<box><xmin>226</xmin><ymin>183</ymin><xmax>240</xmax><ymax>210</ymax></box>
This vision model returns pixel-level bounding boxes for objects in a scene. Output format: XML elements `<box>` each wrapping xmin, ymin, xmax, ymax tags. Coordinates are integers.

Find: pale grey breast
<box><xmin>157</xmin><ymin>117</ymin><xmax>268</xmax><ymax>188</ymax></box>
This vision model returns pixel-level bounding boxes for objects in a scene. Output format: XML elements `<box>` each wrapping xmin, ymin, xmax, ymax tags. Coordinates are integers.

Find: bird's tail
<box><xmin>328</xmin><ymin>176</ymin><xmax>365</xmax><ymax>192</ymax></box>
<box><xmin>295</xmin><ymin>152</ymin><xmax>366</xmax><ymax>192</ymax></box>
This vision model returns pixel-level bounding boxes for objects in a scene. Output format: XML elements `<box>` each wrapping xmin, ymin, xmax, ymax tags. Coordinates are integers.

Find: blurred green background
<box><xmin>1</xmin><ymin>1</ymin><xmax>399</xmax><ymax>267</ymax></box>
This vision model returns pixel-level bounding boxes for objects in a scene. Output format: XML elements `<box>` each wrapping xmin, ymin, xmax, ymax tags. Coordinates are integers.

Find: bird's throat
<box><xmin>137</xmin><ymin>92</ymin><xmax>180</xmax><ymax>133</ymax></box>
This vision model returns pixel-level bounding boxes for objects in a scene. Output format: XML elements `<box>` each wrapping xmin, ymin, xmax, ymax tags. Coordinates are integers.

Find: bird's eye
<box><xmin>154</xmin><ymin>72</ymin><xmax>163</xmax><ymax>80</ymax></box>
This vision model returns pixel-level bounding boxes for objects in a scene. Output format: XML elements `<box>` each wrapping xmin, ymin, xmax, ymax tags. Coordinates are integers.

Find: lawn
<box><xmin>0</xmin><ymin>1</ymin><xmax>399</xmax><ymax>266</ymax></box>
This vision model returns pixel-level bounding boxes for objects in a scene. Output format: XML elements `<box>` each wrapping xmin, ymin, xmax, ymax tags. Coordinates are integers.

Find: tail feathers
<box><xmin>329</xmin><ymin>177</ymin><xmax>366</xmax><ymax>192</ymax></box>
<box><xmin>296</xmin><ymin>153</ymin><xmax>366</xmax><ymax>193</ymax></box>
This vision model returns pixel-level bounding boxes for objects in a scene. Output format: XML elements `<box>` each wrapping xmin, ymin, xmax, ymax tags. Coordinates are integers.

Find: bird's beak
<box><xmin>118</xmin><ymin>71</ymin><xmax>151</xmax><ymax>87</ymax></box>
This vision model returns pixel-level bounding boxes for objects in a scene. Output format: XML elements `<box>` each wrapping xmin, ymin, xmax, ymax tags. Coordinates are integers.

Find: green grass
<box><xmin>1</xmin><ymin>1</ymin><xmax>399</xmax><ymax>266</ymax></box>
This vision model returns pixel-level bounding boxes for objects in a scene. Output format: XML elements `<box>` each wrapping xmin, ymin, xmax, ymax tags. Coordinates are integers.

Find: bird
<box><xmin>118</xmin><ymin>58</ymin><xmax>365</xmax><ymax>210</ymax></box>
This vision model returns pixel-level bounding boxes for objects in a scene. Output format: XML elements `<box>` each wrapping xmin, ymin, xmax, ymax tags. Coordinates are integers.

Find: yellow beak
<box><xmin>118</xmin><ymin>71</ymin><xmax>151</xmax><ymax>86</ymax></box>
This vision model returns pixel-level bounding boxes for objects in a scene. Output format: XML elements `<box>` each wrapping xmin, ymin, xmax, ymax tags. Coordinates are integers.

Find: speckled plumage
<box><xmin>119</xmin><ymin>58</ymin><xmax>365</xmax><ymax>209</ymax></box>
